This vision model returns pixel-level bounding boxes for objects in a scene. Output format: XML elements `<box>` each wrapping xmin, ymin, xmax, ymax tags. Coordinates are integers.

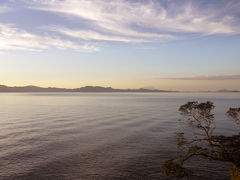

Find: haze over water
<box><xmin>0</xmin><ymin>93</ymin><xmax>239</xmax><ymax>180</ymax></box>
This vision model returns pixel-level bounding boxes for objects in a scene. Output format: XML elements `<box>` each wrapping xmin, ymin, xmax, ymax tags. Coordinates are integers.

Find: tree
<box><xmin>162</xmin><ymin>101</ymin><xmax>240</xmax><ymax>180</ymax></box>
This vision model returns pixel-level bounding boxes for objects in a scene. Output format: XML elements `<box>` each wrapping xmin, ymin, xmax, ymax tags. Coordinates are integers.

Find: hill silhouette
<box><xmin>0</xmin><ymin>85</ymin><xmax>176</xmax><ymax>93</ymax></box>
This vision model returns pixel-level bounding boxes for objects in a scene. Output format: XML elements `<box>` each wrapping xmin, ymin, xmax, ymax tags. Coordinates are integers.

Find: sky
<box><xmin>0</xmin><ymin>0</ymin><xmax>240</xmax><ymax>91</ymax></box>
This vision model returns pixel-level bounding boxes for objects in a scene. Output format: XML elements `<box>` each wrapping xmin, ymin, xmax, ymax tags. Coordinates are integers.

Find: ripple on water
<box><xmin>0</xmin><ymin>92</ymin><xmax>239</xmax><ymax>179</ymax></box>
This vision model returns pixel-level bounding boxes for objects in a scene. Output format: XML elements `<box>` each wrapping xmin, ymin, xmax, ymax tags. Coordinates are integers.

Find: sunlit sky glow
<box><xmin>0</xmin><ymin>0</ymin><xmax>240</xmax><ymax>91</ymax></box>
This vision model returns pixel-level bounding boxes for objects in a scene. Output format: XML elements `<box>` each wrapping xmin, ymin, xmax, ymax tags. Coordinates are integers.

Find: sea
<box><xmin>0</xmin><ymin>93</ymin><xmax>239</xmax><ymax>180</ymax></box>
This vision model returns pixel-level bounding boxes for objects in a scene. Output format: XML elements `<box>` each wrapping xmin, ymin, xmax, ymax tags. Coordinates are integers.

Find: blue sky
<box><xmin>0</xmin><ymin>0</ymin><xmax>240</xmax><ymax>90</ymax></box>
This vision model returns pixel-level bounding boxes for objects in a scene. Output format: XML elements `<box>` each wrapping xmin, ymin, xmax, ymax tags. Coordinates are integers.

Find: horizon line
<box><xmin>0</xmin><ymin>84</ymin><xmax>239</xmax><ymax>93</ymax></box>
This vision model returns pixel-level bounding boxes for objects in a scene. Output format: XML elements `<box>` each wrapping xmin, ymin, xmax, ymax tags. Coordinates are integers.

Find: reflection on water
<box><xmin>0</xmin><ymin>93</ymin><xmax>239</xmax><ymax>179</ymax></box>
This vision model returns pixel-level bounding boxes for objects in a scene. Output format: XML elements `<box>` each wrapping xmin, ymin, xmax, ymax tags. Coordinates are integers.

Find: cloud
<box><xmin>28</xmin><ymin>0</ymin><xmax>240</xmax><ymax>38</ymax></box>
<box><xmin>0</xmin><ymin>5</ymin><xmax>12</xmax><ymax>13</ymax></box>
<box><xmin>157</xmin><ymin>75</ymin><xmax>240</xmax><ymax>81</ymax></box>
<box><xmin>1</xmin><ymin>0</ymin><xmax>240</xmax><ymax>52</ymax></box>
<box><xmin>42</xmin><ymin>25</ymin><xmax>175</xmax><ymax>43</ymax></box>
<box><xmin>0</xmin><ymin>23</ymin><xmax>98</xmax><ymax>52</ymax></box>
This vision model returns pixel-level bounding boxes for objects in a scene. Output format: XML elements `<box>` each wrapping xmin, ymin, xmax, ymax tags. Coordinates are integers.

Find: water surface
<box><xmin>0</xmin><ymin>93</ymin><xmax>239</xmax><ymax>179</ymax></box>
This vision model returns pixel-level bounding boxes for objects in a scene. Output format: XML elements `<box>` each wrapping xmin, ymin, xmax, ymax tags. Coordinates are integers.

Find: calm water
<box><xmin>0</xmin><ymin>93</ymin><xmax>239</xmax><ymax>180</ymax></box>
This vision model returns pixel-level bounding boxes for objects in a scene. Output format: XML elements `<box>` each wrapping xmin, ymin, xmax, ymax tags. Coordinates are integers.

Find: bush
<box><xmin>162</xmin><ymin>101</ymin><xmax>240</xmax><ymax>179</ymax></box>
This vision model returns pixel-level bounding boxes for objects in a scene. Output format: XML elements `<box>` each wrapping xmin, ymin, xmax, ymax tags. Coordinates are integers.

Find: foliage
<box><xmin>227</xmin><ymin>107</ymin><xmax>240</xmax><ymax>126</ymax></box>
<box><xmin>162</xmin><ymin>101</ymin><xmax>240</xmax><ymax>179</ymax></box>
<box><xmin>230</xmin><ymin>164</ymin><xmax>240</xmax><ymax>180</ymax></box>
<box><xmin>162</xmin><ymin>158</ymin><xmax>187</xmax><ymax>177</ymax></box>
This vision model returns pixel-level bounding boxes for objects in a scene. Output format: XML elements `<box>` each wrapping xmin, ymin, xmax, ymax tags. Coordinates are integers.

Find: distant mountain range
<box><xmin>216</xmin><ymin>89</ymin><xmax>240</xmax><ymax>93</ymax></box>
<box><xmin>0</xmin><ymin>85</ymin><xmax>176</xmax><ymax>93</ymax></box>
<box><xmin>200</xmin><ymin>89</ymin><xmax>240</xmax><ymax>93</ymax></box>
<box><xmin>0</xmin><ymin>85</ymin><xmax>239</xmax><ymax>93</ymax></box>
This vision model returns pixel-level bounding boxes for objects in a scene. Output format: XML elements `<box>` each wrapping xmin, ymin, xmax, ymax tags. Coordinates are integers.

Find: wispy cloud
<box><xmin>1</xmin><ymin>0</ymin><xmax>240</xmax><ymax>52</ymax></box>
<box><xmin>157</xmin><ymin>75</ymin><xmax>240</xmax><ymax>80</ymax></box>
<box><xmin>0</xmin><ymin>5</ymin><xmax>12</xmax><ymax>13</ymax></box>
<box><xmin>0</xmin><ymin>23</ymin><xmax>98</xmax><ymax>52</ymax></box>
<box><xmin>29</xmin><ymin>0</ymin><xmax>240</xmax><ymax>37</ymax></box>
<box><xmin>43</xmin><ymin>25</ymin><xmax>175</xmax><ymax>43</ymax></box>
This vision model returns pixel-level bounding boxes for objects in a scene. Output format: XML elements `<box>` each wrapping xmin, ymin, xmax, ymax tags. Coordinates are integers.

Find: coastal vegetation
<box><xmin>162</xmin><ymin>101</ymin><xmax>240</xmax><ymax>179</ymax></box>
